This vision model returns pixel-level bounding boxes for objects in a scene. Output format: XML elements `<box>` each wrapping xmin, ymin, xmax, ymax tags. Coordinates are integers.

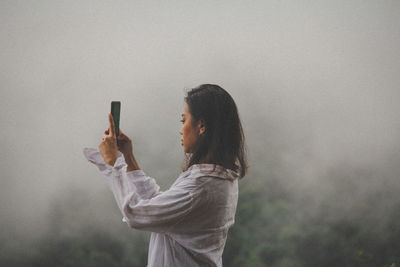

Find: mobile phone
<box><xmin>111</xmin><ymin>101</ymin><xmax>121</xmax><ymax>137</ymax></box>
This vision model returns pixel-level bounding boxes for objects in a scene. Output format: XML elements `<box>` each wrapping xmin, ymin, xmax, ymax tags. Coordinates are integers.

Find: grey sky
<box><xmin>1</xmin><ymin>0</ymin><xmax>399</xmax><ymax>241</ymax></box>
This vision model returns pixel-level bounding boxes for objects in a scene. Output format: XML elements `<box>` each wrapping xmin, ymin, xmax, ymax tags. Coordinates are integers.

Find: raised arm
<box><xmin>94</xmin><ymin>114</ymin><xmax>161</xmax><ymax>200</ymax></box>
<box><xmin>83</xmin><ymin>147</ymin><xmax>202</xmax><ymax>233</ymax></box>
<box><xmin>83</xmin><ymin>147</ymin><xmax>161</xmax><ymax>200</ymax></box>
<box><xmin>120</xmin><ymin>180</ymin><xmax>197</xmax><ymax>233</ymax></box>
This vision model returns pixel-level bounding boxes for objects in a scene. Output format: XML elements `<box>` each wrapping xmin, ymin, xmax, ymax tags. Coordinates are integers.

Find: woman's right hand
<box><xmin>104</xmin><ymin>128</ymin><xmax>133</xmax><ymax>157</ymax></box>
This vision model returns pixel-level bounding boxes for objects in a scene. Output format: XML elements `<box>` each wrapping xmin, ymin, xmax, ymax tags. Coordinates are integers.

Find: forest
<box><xmin>1</xmin><ymin>156</ymin><xmax>399</xmax><ymax>267</ymax></box>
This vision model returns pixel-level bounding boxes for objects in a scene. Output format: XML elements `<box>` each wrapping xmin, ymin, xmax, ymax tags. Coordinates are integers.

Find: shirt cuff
<box><xmin>126</xmin><ymin>169</ymin><xmax>146</xmax><ymax>176</ymax></box>
<box><xmin>83</xmin><ymin>147</ymin><xmax>127</xmax><ymax>175</ymax></box>
<box><xmin>110</xmin><ymin>154</ymin><xmax>126</xmax><ymax>174</ymax></box>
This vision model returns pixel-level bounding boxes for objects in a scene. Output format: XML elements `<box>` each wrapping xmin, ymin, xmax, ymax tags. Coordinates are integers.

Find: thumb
<box><xmin>118</xmin><ymin>129</ymin><xmax>128</xmax><ymax>137</ymax></box>
<box><xmin>117</xmin><ymin>131</ymin><xmax>127</xmax><ymax>140</ymax></box>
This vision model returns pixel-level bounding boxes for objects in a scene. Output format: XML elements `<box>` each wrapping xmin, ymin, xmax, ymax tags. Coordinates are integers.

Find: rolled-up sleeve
<box><xmin>126</xmin><ymin>170</ymin><xmax>161</xmax><ymax>199</ymax></box>
<box><xmin>83</xmin><ymin>148</ymin><xmax>198</xmax><ymax>233</ymax></box>
<box><xmin>121</xmin><ymin>184</ymin><xmax>194</xmax><ymax>233</ymax></box>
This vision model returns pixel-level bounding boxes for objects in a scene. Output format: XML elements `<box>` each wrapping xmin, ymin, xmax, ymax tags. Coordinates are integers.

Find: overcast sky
<box><xmin>1</xmin><ymin>0</ymin><xmax>399</xmax><ymax>241</ymax></box>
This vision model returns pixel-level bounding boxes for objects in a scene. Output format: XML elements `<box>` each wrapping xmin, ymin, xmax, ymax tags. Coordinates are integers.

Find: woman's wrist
<box><xmin>124</xmin><ymin>153</ymin><xmax>140</xmax><ymax>171</ymax></box>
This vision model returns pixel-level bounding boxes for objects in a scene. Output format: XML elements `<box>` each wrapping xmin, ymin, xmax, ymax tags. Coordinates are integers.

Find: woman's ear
<box><xmin>197</xmin><ymin>119</ymin><xmax>206</xmax><ymax>135</ymax></box>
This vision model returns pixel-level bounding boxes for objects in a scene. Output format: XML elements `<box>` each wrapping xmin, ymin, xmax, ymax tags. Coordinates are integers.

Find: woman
<box><xmin>83</xmin><ymin>84</ymin><xmax>248</xmax><ymax>267</ymax></box>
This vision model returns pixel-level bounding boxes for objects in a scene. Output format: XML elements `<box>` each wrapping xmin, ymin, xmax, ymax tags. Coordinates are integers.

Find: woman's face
<box><xmin>179</xmin><ymin>103</ymin><xmax>204</xmax><ymax>153</ymax></box>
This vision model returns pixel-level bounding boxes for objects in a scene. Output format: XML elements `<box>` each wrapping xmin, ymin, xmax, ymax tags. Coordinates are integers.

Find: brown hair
<box><xmin>181</xmin><ymin>84</ymin><xmax>248</xmax><ymax>178</ymax></box>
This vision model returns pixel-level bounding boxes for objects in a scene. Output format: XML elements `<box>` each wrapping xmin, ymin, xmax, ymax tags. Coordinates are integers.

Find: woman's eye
<box><xmin>180</xmin><ymin>120</ymin><xmax>185</xmax><ymax>123</ymax></box>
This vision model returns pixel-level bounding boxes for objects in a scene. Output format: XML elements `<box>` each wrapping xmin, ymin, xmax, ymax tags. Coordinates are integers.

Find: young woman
<box><xmin>83</xmin><ymin>84</ymin><xmax>248</xmax><ymax>267</ymax></box>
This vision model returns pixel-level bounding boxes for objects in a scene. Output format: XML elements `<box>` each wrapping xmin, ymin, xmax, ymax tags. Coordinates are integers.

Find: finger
<box><xmin>117</xmin><ymin>128</ymin><xmax>124</xmax><ymax>139</ymax></box>
<box><xmin>118</xmin><ymin>131</ymin><xmax>130</xmax><ymax>141</ymax></box>
<box><xmin>118</xmin><ymin>129</ymin><xmax>127</xmax><ymax>138</ymax></box>
<box><xmin>117</xmin><ymin>133</ymin><xmax>127</xmax><ymax>140</ymax></box>
<box><xmin>108</xmin><ymin>113</ymin><xmax>116</xmax><ymax>137</ymax></box>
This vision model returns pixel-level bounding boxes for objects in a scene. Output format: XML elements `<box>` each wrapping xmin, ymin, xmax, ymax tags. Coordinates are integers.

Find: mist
<box><xmin>1</xmin><ymin>1</ymin><xmax>399</xmax><ymax>266</ymax></box>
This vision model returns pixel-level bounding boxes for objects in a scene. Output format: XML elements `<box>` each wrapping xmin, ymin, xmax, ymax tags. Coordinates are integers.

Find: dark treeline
<box><xmin>1</xmin><ymin>160</ymin><xmax>399</xmax><ymax>267</ymax></box>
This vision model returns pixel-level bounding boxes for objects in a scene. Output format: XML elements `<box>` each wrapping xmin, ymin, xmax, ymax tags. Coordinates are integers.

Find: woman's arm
<box><xmin>87</xmin><ymin>114</ymin><xmax>190</xmax><ymax>231</ymax></box>
<box><xmin>124</xmin><ymin>152</ymin><xmax>140</xmax><ymax>172</ymax></box>
<box><xmin>83</xmin><ymin>147</ymin><xmax>200</xmax><ymax>233</ymax></box>
<box><xmin>120</xmin><ymin>179</ymin><xmax>196</xmax><ymax>233</ymax></box>
<box><xmin>83</xmin><ymin>147</ymin><xmax>161</xmax><ymax>200</ymax></box>
<box><xmin>115</xmin><ymin>130</ymin><xmax>161</xmax><ymax>199</ymax></box>
<box><xmin>122</xmin><ymin>150</ymin><xmax>162</xmax><ymax>199</ymax></box>
<box><xmin>114</xmin><ymin>128</ymin><xmax>140</xmax><ymax>172</ymax></box>
<box><xmin>98</xmin><ymin>120</ymin><xmax>160</xmax><ymax>198</ymax></box>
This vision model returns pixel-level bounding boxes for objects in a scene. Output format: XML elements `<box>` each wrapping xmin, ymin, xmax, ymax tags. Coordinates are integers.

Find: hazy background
<box><xmin>1</xmin><ymin>1</ymin><xmax>399</xmax><ymax>266</ymax></box>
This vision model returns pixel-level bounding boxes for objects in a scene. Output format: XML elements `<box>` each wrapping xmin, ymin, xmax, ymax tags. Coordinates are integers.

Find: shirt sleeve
<box><xmin>82</xmin><ymin>147</ymin><xmax>199</xmax><ymax>234</ymax></box>
<box><xmin>125</xmin><ymin>170</ymin><xmax>161</xmax><ymax>199</ymax></box>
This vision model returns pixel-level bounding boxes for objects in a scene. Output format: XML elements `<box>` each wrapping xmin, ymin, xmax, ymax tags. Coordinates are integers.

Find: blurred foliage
<box><xmin>1</xmin><ymin>174</ymin><xmax>399</xmax><ymax>267</ymax></box>
<box><xmin>221</xmin><ymin>175</ymin><xmax>400</xmax><ymax>267</ymax></box>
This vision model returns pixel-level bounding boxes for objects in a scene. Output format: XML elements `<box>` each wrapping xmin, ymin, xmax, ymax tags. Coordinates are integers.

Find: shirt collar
<box><xmin>184</xmin><ymin>164</ymin><xmax>240</xmax><ymax>181</ymax></box>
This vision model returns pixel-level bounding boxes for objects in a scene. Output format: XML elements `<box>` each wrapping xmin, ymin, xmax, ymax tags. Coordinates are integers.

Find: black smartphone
<box><xmin>111</xmin><ymin>101</ymin><xmax>121</xmax><ymax>137</ymax></box>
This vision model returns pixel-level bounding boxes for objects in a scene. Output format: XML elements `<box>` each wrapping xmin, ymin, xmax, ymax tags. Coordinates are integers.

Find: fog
<box><xmin>1</xmin><ymin>0</ymin><xmax>399</xmax><ymax>265</ymax></box>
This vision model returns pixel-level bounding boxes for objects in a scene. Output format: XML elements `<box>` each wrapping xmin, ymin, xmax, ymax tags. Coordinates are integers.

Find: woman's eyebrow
<box><xmin>181</xmin><ymin>114</ymin><xmax>185</xmax><ymax>117</ymax></box>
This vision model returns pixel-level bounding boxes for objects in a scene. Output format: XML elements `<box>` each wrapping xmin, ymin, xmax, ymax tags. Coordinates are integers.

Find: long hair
<box><xmin>182</xmin><ymin>84</ymin><xmax>248</xmax><ymax>179</ymax></box>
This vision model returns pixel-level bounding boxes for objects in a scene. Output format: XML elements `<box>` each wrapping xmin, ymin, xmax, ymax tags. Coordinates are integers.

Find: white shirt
<box><xmin>83</xmin><ymin>148</ymin><xmax>239</xmax><ymax>267</ymax></box>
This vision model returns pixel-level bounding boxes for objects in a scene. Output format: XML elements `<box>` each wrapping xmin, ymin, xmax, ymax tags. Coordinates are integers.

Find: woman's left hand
<box><xmin>99</xmin><ymin>113</ymin><xmax>119</xmax><ymax>166</ymax></box>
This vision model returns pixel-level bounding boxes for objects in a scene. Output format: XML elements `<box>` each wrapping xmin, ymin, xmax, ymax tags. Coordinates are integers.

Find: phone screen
<box><xmin>111</xmin><ymin>101</ymin><xmax>121</xmax><ymax>137</ymax></box>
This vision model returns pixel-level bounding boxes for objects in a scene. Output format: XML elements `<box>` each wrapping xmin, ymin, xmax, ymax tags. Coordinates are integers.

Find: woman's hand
<box><xmin>103</xmin><ymin>127</ymin><xmax>133</xmax><ymax>158</ymax></box>
<box><xmin>101</xmin><ymin>114</ymin><xmax>139</xmax><ymax>171</ymax></box>
<box><xmin>116</xmin><ymin>130</ymin><xmax>141</xmax><ymax>171</ymax></box>
<box><xmin>116</xmin><ymin>129</ymin><xmax>133</xmax><ymax>157</ymax></box>
<box><xmin>99</xmin><ymin>114</ymin><xmax>119</xmax><ymax>166</ymax></box>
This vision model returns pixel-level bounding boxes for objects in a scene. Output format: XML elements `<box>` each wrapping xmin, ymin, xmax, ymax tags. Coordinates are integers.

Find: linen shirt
<box><xmin>83</xmin><ymin>148</ymin><xmax>239</xmax><ymax>267</ymax></box>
